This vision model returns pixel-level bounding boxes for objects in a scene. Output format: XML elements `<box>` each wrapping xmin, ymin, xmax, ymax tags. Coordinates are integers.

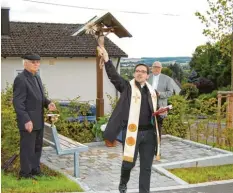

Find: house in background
<box><xmin>1</xmin><ymin>8</ymin><xmax>127</xmax><ymax>114</ymax></box>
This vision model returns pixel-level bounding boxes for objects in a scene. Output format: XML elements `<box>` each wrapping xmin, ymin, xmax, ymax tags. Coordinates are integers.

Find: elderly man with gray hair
<box><xmin>13</xmin><ymin>53</ymin><xmax>56</xmax><ymax>179</ymax></box>
<box><xmin>148</xmin><ymin>61</ymin><xmax>173</xmax><ymax>140</ymax></box>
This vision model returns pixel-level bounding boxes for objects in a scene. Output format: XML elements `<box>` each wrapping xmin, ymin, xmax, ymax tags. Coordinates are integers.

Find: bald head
<box><xmin>151</xmin><ymin>61</ymin><xmax>162</xmax><ymax>75</ymax></box>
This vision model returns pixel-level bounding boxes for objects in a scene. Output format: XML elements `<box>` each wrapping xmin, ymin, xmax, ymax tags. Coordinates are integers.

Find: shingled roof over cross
<box><xmin>1</xmin><ymin>22</ymin><xmax>128</xmax><ymax>58</ymax></box>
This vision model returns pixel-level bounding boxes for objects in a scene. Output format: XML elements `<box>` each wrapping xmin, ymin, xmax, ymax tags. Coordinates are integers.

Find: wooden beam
<box><xmin>217</xmin><ymin>91</ymin><xmax>233</xmax><ymax>94</ymax></box>
<box><xmin>231</xmin><ymin>31</ymin><xmax>233</xmax><ymax>91</ymax></box>
<box><xmin>217</xmin><ymin>93</ymin><xmax>222</xmax><ymax>145</ymax></box>
<box><xmin>226</xmin><ymin>94</ymin><xmax>233</xmax><ymax>128</ymax></box>
<box><xmin>96</xmin><ymin>51</ymin><xmax>104</xmax><ymax>119</ymax></box>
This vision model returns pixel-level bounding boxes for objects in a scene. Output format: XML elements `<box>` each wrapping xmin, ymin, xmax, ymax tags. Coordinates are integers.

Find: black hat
<box><xmin>23</xmin><ymin>53</ymin><xmax>41</xmax><ymax>60</ymax></box>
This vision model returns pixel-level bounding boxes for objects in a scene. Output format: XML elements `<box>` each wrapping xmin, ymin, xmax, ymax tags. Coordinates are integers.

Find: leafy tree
<box><xmin>168</xmin><ymin>62</ymin><xmax>184</xmax><ymax>83</ymax></box>
<box><xmin>162</xmin><ymin>67</ymin><xmax>173</xmax><ymax>77</ymax></box>
<box><xmin>189</xmin><ymin>39</ymin><xmax>231</xmax><ymax>89</ymax></box>
<box><xmin>195</xmin><ymin>0</ymin><xmax>233</xmax><ymax>90</ymax></box>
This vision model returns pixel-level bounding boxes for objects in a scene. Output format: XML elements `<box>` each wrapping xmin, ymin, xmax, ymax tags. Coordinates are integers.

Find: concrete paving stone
<box><xmin>41</xmin><ymin>136</ymin><xmax>229</xmax><ymax>192</ymax></box>
<box><xmin>65</xmin><ymin>167</ymin><xmax>75</xmax><ymax>171</ymax></box>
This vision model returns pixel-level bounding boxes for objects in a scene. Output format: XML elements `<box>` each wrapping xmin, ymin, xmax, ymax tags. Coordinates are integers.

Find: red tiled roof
<box><xmin>1</xmin><ymin>22</ymin><xmax>128</xmax><ymax>58</ymax></box>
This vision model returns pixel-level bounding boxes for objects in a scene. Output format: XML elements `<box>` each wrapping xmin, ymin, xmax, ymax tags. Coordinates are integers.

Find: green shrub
<box><xmin>198</xmin><ymin>85</ymin><xmax>231</xmax><ymax>104</ymax></box>
<box><xmin>55</xmin><ymin>120</ymin><xmax>95</xmax><ymax>143</ymax></box>
<box><xmin>92</xmin><ymin>115</ymin><xmax>109</xmax><ymax>141</ymax></box>
<box><xmin>163</xmin><ymin>115</ymin><xmax>188</xmax><ymax>138</ymax></box>
<box><xmin>193</xmin><ymin>97</ymin><xmax>218</xmax><ymax>116</ymax></box>
<box><xmin>1</xmin><ymin>83</ymin><xmax>20</xmax><ymax>171</ymax></box>
<box><xmin>223</xmin><ymin>127</ymin><xmax>233</xmax><ymax>151</ymax></box>
<box><xmin>51</xmin><ymin>98</ymin><xmax>96</xmax><ymax>143</ymax></box>
<box><xmin>89</xmin><ymin>93</ymin><xmax>118</xmax><ymax>142</ymax></box>
<box><xmin>218</xmin><ymin>85</ymin><xmax>231</xmax><ymax>91</ymax></box>
<box><xmin>52</xmin><ymin>97</ymin><xmax>93</xmax><ymax>118</ymax></box>
<box><xmin>163</xmin><ymin>95</ymin><xmax>188</xmax><ymax>138</ymax></box>
<box><xmin>180</xmin><ymin>83</ymin><xmax>199</xmax><ymax>99</ymax></box>
<box><xmin>198</xmin><ymin>90</ymin><xmax>218</xmax><ymax>101</ymax></box>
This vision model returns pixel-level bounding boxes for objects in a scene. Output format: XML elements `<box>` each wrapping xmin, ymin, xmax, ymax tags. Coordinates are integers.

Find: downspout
<box><xmin>115</xmin><ymin>57</ymin><xmax>121</xmax><ymax>99</ymax></box>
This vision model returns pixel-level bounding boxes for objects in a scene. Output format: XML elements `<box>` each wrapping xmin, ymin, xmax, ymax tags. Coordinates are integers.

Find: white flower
<box><xmin>100</xmin><ymin>124</ymin><xmax>107</xmax><ymax>132</ymax></box>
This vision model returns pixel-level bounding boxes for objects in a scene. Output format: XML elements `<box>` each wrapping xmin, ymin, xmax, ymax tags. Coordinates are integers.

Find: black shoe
<box><xmin>18</xmin><ymin>174</ymin><xmax>37</xmax><ymax>180</ymax></box>
<box><xmin>31</xmin><ymin>171</ymin><xmax>46</xmax><ymax>177</ymax></box>
<box><xmin>119</xmin><ymin>183</ymin><xmax>127</xmax><ymax>193</ymax></box>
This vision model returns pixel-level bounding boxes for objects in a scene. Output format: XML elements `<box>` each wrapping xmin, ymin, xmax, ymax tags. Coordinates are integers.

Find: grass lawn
<box><xmin>169</xmin><ymin>164</ymin><xmax>233</xmax><ymax>184</ymax></box>
<box><xmin>199</xmin><ymin>141</ymin><xmax>233</xmax><ymax>152</ymax></box>
<box><xmin>1</xmin><ymin>172</ymin><xmax>83</xmax><ymax>193</ymax></box>
<box><xmin>1</xmin><ymin>164</ymin><xmax>83</xmax><ymax>193</ymax></box>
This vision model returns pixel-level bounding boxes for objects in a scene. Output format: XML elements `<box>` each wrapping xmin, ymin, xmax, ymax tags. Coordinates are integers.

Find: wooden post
<box><xmin>96</xmin><ymin>51</ymin><xmax>104</xmax><ymax>119</ymax></box>
<box><xmin>217</xmin><ymin>93</ymin><xmax>222</xmax><ymax>145</ymax></box>
<box><xmin>226</xmin><ymin>93</ymin><xmax>233</xmax><ymax>128</ymax></box>
<box><xmin>231</xmin><ymin>30</ymin><xmax>233</xmax><ymax>91</ymax></box>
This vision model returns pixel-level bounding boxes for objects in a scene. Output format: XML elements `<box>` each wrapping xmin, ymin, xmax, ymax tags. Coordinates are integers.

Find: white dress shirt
<box><xmin>152</xmin><ymin>74</ymin><xmax>160</xmax><ymax>90</ymax></box>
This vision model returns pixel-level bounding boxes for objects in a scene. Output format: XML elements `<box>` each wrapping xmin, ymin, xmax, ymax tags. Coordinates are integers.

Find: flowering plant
<box><xmin>92</xmin><ymin>115</ymin><xmax>109</xmax><ymax>141</ymax></box>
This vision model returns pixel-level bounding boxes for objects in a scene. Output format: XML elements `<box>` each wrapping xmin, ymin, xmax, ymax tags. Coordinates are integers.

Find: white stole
<box><xmin>123</xmin><ymin>79</ymin><xmax>161</xmax><ymax>162</ymax></box>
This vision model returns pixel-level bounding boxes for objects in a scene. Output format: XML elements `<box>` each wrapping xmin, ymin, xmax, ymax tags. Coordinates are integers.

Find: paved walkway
<box><xmin>153</xmin><ymin>182</ymin><xmax>233</xmax><ymax>193</ymax></box>
<box><xmin>41</xmin><ymin>136</ymin><xmax>227</xmax><ymax>192</ymax></box>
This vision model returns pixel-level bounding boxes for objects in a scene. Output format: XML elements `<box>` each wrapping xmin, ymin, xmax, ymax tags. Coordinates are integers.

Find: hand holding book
<box><xmin>152</xmin><ymin>105</ymin><xmax>172</xmax><ymax>116</ymax></box>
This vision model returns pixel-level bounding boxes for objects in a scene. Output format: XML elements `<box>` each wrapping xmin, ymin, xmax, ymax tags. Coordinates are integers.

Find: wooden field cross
<box><xmin>71</xmin><ymin>12</ymin><xmax>132</xmax><ymax>119</ymax></box>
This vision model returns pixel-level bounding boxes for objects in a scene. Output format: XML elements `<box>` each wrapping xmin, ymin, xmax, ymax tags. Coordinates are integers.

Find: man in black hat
<box><xmin>13</xmin><ymin>53</ymin><xmax>56</xmax><ymax>179</ymax></box>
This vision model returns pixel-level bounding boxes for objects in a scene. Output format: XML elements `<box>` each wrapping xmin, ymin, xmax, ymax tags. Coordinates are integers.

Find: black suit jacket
<box><xmin>103</xmin><ymin>60</ymin><xmax>158</xmax><ymax>142</ymax></box>
<box><xmin>13</xmin><ymin>69</ymin><xmax>51</xmax><ymax>131</ymax></box>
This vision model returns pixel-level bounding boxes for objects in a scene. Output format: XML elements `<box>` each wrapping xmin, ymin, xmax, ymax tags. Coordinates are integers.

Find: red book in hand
<box><xmin>152</xmin><ymin>105</ymin><xmax>172</xmax><ymax>116</ymax></box>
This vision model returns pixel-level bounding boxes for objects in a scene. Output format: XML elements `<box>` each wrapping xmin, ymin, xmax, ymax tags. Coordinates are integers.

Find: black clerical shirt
<box><xmin>138</xmin><ymin>85</ymin><xmax>153</xmax><ymax>129</ymax></box>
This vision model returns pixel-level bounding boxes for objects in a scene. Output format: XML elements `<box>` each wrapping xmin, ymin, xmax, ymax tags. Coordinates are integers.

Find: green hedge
<box><xmin>55</xmin><ymin>120</ymin><xmax>95</xmax><ymax>143</ymax></box>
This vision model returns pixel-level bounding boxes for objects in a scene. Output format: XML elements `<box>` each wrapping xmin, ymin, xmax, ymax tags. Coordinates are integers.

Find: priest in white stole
<box><xmin>100</xmin><ymin>48</ymin><xmax>160</xmax><ymax>193</ymax></box>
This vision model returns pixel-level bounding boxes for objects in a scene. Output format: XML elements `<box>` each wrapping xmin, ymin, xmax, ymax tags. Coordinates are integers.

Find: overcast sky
<box><xmin>2</xmin><ymin>0</ymin><xmax>209</xmax><ymax>58</ymax></box>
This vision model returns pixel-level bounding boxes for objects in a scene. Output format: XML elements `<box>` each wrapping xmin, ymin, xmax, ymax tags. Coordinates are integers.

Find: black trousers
<box><xmin>19</xmin><ymin>129</ymin><xmax>44</xmax><ymax>177</ymax></box>
<box><xmin>120</xmin><ymin>129</ymin><xmax>156</xmax><ymax>193</ymax></box>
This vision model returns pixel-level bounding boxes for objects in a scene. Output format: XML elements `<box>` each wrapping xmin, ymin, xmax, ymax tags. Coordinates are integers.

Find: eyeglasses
<box><xmin>135</xmin><ymin>70</ymin><xmax>147</xmax><ymax>74</ymax></box>
<box><xmin>152</xmin><ymin>66</ymin><xmax>161</xmax><ymax>68</ymax></box>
